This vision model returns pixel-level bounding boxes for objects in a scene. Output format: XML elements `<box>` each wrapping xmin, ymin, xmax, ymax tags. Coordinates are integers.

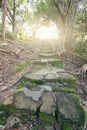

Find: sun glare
<box><xmin>35</xmin><ymin>24</ymin><xmax>59</xmax><ymax>40</ymax></box>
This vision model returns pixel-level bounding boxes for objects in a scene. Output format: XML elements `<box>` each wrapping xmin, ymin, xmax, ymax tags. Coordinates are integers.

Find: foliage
<box><xmin>75</xmin><ymin>40</ymin><xmax>87</xmax><ymax>57</ymax></box>
<box><xmin>75</xmin><ymin>1</ymin><xmax>87</xmax><ymax>57</ymax></box>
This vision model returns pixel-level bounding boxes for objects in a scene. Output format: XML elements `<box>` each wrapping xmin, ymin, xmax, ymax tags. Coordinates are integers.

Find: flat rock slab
<box><xmin>40</xmin><ymin>59</ymin><xmax>61</xmax><ymax>63</ymax></box>
<box><xmin>13</xmin><ymin>91</ymin><xmax>37</xmax><ymax>110</ymax></box>
<box><xmin>39</xmin><ymin>53</ymin><xmax>56</xmax><ymax>57</ymax></box>
<box><xmin>45</xmin><ymin>73</ymin><xmax>58</xmax><ymax>79</ymax></box>
<box><xmin>39</xmin><ymin>53</ymin><xmax>59</xmax><ymax>59</ymax></box>
<box><xmin>24</xmin><ymin>73</ymin><xmax>44</xmax><ymax>80</ymax></box>
<box><xmin>34</xmin><ymin>58</ymin><xmax>62</xmax><ymax>64</ymax></box>
<box><xmin>35</xmin><ymin>68</ymin><xmax>65</xmax><ymax>75</ymax></box>
<box><xmin>40</xmin><ymin>92</ymin><xmax>55</xmax><ymax>114</ymax></box>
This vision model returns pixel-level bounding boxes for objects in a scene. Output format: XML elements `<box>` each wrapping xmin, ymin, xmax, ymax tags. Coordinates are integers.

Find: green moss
<box><xmin>61</xmin><ymin>123</ymin><xmax>70</xmax><ymax>130</ymax></box>
<box><xmin>0</xmin><ymin>104</ymin><xmax>18</xmax><ymax>113</ymax></box>
<box><xmin>0</xmin><ymin>120</ymin><xmax>6</xmax><ymax>125</ymax></box>
<box><xmin>20</xmin><ymin>113</ymin><xmax>27</xmax><ymax>123</ymax></box>
<box><xmin>77</xmin><ymin>128</ymin><xmax>82</xmax><ymax>130</ymax></box>
<box><xmin>70</xmin><ymin>94</ymin><xmax>85</xmax><ymax>126</ymax></box>
<box><xmin>12</xmin><ymin>122</ymin><xmax>19</xmax><ymax>128</ymax></box>
<box><xmin>29</xmin><ymin>110</ymin><xmax>36</xmax><ymax>115</ymax></box>
<box><xmin>22</xmin><ymin>77</ymin><xmax>44</xmax><ymax>85</ymax></box>
<box><xmin>85</xmin><ymin>112</ymin><xmax>87</xmax><ymax>122</ymax></box>
<box><xmin>7</xmin><ymin>105</ymin><xmax>18</xmax><ymax>113</ymax></box>
<box><xmin>58</xmin><ymin>73</ymin><xmax>76</xmax><ymax>87</ymax></box>
<box><xmin>0</xmin><ymin>111</ymin><xmax>10</xmax><ymax>125</ymax></box>
<box><xmin>62</xmin><ymin>86</ymin><xmax>75</xmax><ymax>93</ymax></box>
<box><xmin>0</xmin><ymin>104</ymin><xmax>18</xmax><ymax>125</ymax></box>
<box><xmin>70</xmin><ymin>94</ymin><xmax>81</xmax><ymax>106</ymax></box>
<box><xmin>0</xmin><ymin>104</ymin><xmax>7</xmax><ymax>111</ymax></box>
<box><xmin>29</xmin><ymin>79</ymin><xmax>44</xmax><ymax>84</ymax></box>
<box><xmin>17</xmin><ymin>83</ymin><xmax>24</xmax><ymax>89</ymax></box>
<box><xmin>39</xmin><ymin>112</ymin><xmax>54</xmax><ymax>124</ymax></box>
<box><xmin>15</xmin><ymin>60</ymin><xmax>29</xmax><ymax>73</ymax></box>
<box><xmin>52</xmin><ymin>85</ymin><xmax>75</xmax><ymax>93</ymax></box>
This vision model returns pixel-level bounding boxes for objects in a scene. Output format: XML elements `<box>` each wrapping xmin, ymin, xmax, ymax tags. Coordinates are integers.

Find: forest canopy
<box><xmin>0</xmin><ymin>0</ymin><xmax>87</xmax><ymax>57</ymax></box>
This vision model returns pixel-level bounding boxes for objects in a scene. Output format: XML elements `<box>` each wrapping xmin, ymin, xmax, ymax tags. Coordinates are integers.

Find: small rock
<box><xmin>3</xmin><ymin>96</ymin><xmax>12</xmax><ymax>105</ymax></box>
<box><xmin>5</xmin><ymin>116</ymin><xmax>20</xmax><ymax>129</ymax></box>
<box><xmin>0</xmin><ymin>125</ymin><xmax>5</xmax><ymax>130</ymax></box>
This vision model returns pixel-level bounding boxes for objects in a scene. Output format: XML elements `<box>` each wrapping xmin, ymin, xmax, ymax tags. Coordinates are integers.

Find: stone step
<box><xmin>40</xmin><ymin>49</ymin><xmax>54</xmax><ymax>54</ymax></box>
<box><xmin>34</xmin><ymin>58</ymin><xmax>62</xmax><ymax>64</ymax></box>
<box><xmin>39</xmin><ymin>53</ymin><xmax>60</xmax><ymax>59</ymax></box>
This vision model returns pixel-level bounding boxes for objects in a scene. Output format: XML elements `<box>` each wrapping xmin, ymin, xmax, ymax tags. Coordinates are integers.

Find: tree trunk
<box><xmin>12</xmin><ymin>0</ymin><xmax>16</xmax><ymax>34</ymax></box>
<box><xmin>1</xmin><ymin>0</ymin><xmax>7</xmax><ymax>40</ymax></box>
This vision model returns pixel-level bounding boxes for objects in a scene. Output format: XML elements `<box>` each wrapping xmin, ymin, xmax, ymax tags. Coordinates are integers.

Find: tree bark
<box><xmin>1</xmin><ymin>0</ymin><xmax>7</xmax><ymax>40</ymax></box>
<box><xmin>12</xmin><ymin>0</ymin><xmax>16</xmax><ymax>34</ymax></box>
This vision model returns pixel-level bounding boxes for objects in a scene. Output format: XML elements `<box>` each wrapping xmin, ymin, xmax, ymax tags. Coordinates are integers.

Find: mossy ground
<box><xmin>39</xmin><ymin>112</ymin><xmax>54</xmax><ymax>124</ymax></box>
<box><xmin>0</xmin><ymin>104</ymin><xmax>18</xmax><ymax>125</ymax></box>
<box><xmin>69</xmin><ymin>94</ymin><xmax>85</xmax><ymax>126</ymax></box>
<box><xmin>0</xmin><ymin>102</ymin><xmax>86</xmax><ymax>130</ymax></box>
<box><xmin>17</xmin><ymin>83</ymin><xmax>24</xmax><ymax>89</ymax></box>
<box><xmin>15</xmin><ymin>60</ymin><xmax>29</xmax><ymax>73</ymax></box>
<box><xmin>58</xmin><ymin>75</ymin><xmax>76</xmax><ymax>87</ymax></box>
<box><xmin>60</xmin><ymin>123</ymin><xmax>70</xmax><ymax>130</ymax></box>
<box><xmin>22</xmin><ymin>77</ymin><xmax>44</xmax><ymax>85</ymax></box>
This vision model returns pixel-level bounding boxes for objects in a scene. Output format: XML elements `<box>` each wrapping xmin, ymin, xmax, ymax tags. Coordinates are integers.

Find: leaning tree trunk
<box><xmin>1</xmin><ymin>0</ymin><xmax>7</xmax><ymax>40</ymax></box>
<box><xmin>12</xmin><ymin>0</ymin><xmax>16</xmax><ymax>34</ymax></box>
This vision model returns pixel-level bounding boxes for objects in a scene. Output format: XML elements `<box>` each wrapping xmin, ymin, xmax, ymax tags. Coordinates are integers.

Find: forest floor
<box><xmin>0</xmin><ymin>39</ymin><xmax>40</xmax><ymax>103</ymax></box>
<box><xmin>0</xmin><ymin>39</ymin><xmax>87</xmax><ymax>130</ymax></box>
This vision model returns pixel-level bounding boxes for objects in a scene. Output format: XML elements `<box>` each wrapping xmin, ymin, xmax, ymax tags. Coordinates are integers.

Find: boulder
<box><xmin>55</xmin><ymin>92</ymin><xmax>85</xmax><ymax>124</ymax></box>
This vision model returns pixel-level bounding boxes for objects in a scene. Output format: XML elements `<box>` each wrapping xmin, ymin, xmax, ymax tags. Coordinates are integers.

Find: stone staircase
<box><xmin>0</xmin><ymin>45</ymin><xmax>85</xmax><ymax>130</ymax></box>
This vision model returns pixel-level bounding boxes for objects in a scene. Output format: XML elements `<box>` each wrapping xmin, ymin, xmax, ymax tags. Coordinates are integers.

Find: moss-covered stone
<box><xmin>13</xmin><ymin>91</ymin><xmax>38</xmax><ymax>110</ymax></box>
<box><xmin>51</xmin><ymin>85</ymin><xmax>75</xmax><ymax>93</ymax></box>
<box><xmin>58</xmin><ymin>73</ymin><xmax>76</xmax><ymax>87</ymax></box>
<box><xmin>22</xmin><ymin>77</ymin><xmax>44</xmax><ymax>85</ymax></box>
<box><xmin>56</xmin><ymin>92</ymin><xmax>85</xmax><ymax>126</ymax></box>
